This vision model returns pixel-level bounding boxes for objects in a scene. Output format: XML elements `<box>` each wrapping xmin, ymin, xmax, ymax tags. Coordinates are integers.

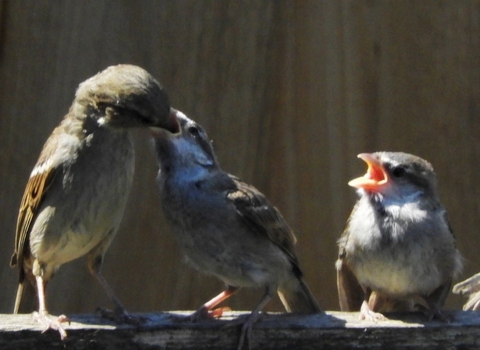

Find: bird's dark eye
<box><xmin>187</xmin><ymin>125</ymin><xmax>200</xmax><ymax>137</ymax></box>
<box><xmin>392</xmin><ymin>166</ymin><xmax>406</xmax><ymax>178</ymax></box>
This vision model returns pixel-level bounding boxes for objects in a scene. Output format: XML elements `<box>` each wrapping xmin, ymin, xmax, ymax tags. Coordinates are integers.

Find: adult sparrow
<box><xmin>453</xmin><ymin>273</ymin><xmax>480</xmax><ymax>310</ymax></box>
<box><xmin>10</xmin><ymin>64</ymin><xmax>178</xmax><ymax>339</ymax></box>
<box><xmin>152</xmin><ymin>110</ymin><xmax>321</xmax><ymax>349</ymax></box>
<box><xmin>336</xmin><ymin>152</ymin><xmax>463</xmax><ymax>321</ymax></box>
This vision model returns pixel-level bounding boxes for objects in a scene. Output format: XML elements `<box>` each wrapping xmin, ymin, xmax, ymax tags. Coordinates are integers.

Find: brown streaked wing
<box><xmin>336</xmin><ymin>222</ymin><xmax>364</xmax><ymax>311</ymax></box>
<box><xmin>336</xmin><ymin>254</ymin><xmax>364</xmax><ymax>311</ymax></box>
<box><xmin>226</xmin><ymin>176</ymin><xmax>301</xmax><ymax>277</ymax></box>
<box><xmin>11</xmin><ymin>164</ymin><xmax>57</xmax><ymax>282</ymax></box>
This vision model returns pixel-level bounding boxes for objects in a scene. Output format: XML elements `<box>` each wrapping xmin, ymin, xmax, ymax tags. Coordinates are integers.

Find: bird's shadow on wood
<box><xmin>67</xmin><ymin>310</ymin><xmax>347</xmax><ymax>330</ymax></box>
<box><xmin>380</xmin><ymin>310</ymin><xmax>474</xmax><ymax>326</ymax></box>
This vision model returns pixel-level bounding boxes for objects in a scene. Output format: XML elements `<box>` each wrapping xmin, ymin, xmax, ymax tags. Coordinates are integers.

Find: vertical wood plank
<box><xmin>0</xmin><ymin>0</ymin><xmax>479</xmax><ymax>317</ymax></box>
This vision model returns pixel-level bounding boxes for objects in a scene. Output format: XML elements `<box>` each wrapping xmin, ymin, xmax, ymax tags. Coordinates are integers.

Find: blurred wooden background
<box><xmin>1</xmin><ymin>0</ymin><xmax>479</xmax><ymax>315</ymax></box>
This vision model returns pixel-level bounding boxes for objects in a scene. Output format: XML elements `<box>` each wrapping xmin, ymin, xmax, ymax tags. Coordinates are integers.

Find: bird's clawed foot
<box><xmin>236</xmin><ymin>313</ymin><xmax>265</xmax><ymax>350</ymax></box>
<box><xmin>96</xmin><ymin>306</ymin><xmax>147</xmax><ymax>325</ymax></box>
<box><xmin>190</xmin><ymin>305</ymin><xmax>231</xmax><ymax>322</ymax></box>
<box><xmin>165</xmin><ymin>306</ymin><xmax>231</xmax><ymax>324</ymax></box>
<box><xmin>359</xmin><ymin>301</ymin><xmax>387</xmax><ymax>322</ymax></box>
<box><xmin>33</xmin><ymin>311</ymin><xmax>70</xmax><ymax>340</ymax></box>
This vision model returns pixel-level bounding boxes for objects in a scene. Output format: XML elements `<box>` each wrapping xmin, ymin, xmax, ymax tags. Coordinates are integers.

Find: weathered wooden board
<box><xmin>2</xmin><ymin>311</ymin><xmax>480</xmax><ymax>349</ymax></box>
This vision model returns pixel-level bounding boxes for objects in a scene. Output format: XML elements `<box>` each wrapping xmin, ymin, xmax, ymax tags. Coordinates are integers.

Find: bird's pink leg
<box><xmin>359</xmin><ymin>299</ymin><xmax>387</xmax><ymax>321</ymax></box>
<box><xmin>359</xmin><ymin>289</ymin><xmax>386</xmax><ymax>321</ymax></box>
<box><xmin>191</xmin><ymin>285</ymin><xmax>239</xmax><ymax>321</ymax></box>
<box><xmin>33</xmin><ymin>276</ymin><xmax>69</xmax><ymax>340</ymax></box>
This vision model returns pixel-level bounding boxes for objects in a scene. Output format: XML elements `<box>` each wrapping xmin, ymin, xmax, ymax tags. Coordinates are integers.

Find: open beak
<box><xmin>164</xmin><ymin>108</ymin><xmax>180</xmax><ymax>134</ymax></box>
<box><xmin>348</xmin><ymin>153</ymin><xmax>389</xmax><ymax>191</ymax></box>
<box><xmin>150</xmin><ymin>108</ymin><xmax>181</xmax><ymax>137</ymax></box>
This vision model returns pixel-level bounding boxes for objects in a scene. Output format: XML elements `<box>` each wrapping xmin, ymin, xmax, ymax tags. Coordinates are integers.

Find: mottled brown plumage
<box><xmin>227</xmin><ymin>177</ymin><xmax>301</xmax><ymax>277</ymax></box>
<box><xmin>153</xmin><ymin>109</ymin><xmax>321</xmax><ymax>350</ymax></box>
<box><xmin>11</xmin><ymin>64</ymin><xmax>177</xmax><ymax>339</ymax></box>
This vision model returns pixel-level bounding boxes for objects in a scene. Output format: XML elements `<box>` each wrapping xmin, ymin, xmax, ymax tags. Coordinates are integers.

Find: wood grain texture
<box><xmin>2</xmin><ymin>311</ymin><xmax>480</xmax><ymax>349</ymax></box>
<box><xmin>0</xmin><ymin>0</ymin><xmax>479</xmax><ymax>318</ymax></box>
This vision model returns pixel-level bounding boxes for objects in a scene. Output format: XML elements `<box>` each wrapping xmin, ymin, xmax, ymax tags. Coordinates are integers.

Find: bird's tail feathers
<box><xmin>13</xmin><ymin>282</ymin><xmax>24</xmax><ymax>314</ymax></box>
<box><xmin>14</xmin><ymin>281</ymin><xmax>37</xmax><ymax>314</ymax></box>
<box><xmin>277</xmin><ymin>278</ymin><xmax>322</xmax><ymax>314</ymax></box>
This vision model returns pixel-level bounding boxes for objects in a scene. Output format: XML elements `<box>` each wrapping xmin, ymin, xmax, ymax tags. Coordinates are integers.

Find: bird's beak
<box><xmin>150</xmin><ymin>108</ymin><xmax>181</xmax><ymax>137</ymax></box>
<box><xmin>163</xmin><ymin>108</ymin><xmax>180</xmax><ymax>134</ymax></box>
<box><xmin>348</xmin><ymin>153</ymin><xmax>388</xmax><ymax>191</ymax></box>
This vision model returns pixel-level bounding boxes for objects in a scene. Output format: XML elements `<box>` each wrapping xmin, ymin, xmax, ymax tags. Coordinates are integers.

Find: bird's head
<box><xmin>348</xmin><ymin>152</ymin><xmax>438</xmax><ymax>201</ymax></box>
<box><xmin>151</xmin><ymin>109</ymin><xmax>218</xmax><ymax>174</ymax></box>
<box><xmin>73</xmin><ymin>64</ymin><xmax>179</xmax><ymax>133</ymax></box>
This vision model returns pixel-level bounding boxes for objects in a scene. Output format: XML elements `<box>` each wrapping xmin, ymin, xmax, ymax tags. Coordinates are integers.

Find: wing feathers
<box><xmin>226</xmin><ymin>176</ymin><xmax>301</xmax><ymax>277</ymax></box>
<box><xmin>11</xmin><ymin>164</ymin><xmax>57</xmax><ymax>282</ymax></box>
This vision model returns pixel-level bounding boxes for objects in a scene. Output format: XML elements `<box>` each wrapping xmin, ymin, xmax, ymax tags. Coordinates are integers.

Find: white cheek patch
<box><xmin>383</xmin><ymin>191</ymin><xmax>426</xmax><ymax>223</ymax></box>
<box><xmin>387</xmin><ymin>202</ymin><xmax>428</xmax><ymax>222</ymax></box>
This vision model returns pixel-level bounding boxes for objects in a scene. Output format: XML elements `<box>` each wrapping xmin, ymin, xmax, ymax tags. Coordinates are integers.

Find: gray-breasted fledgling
<box><xmin>152</xmin><ymin>110</ymin><xmax>321</xmax><ymax>349</ymax></box>
<box><xmin>337</xmin><ymin>152</ymin><xmax>463</xmax><ymax>321</ymax></box>
<box><xmin>11</xmin><ymin>64</ymin><xmax>178</xmax><ymax>339</ymax></box>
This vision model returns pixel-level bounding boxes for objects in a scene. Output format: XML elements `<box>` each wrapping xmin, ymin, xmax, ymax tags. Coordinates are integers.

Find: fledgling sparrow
<box><xmin>152</xmin><ymin>110</ymin><xmax>322</xmax><ymax>350</ymax></box>
<box><xmin>10</xmin><ymin>64</ymin><xmax>178</xmax><ymax>339</ymax></box>
<box><xmin>453</xmin><ymin>273</ymin><xmax>480</xmax><ymax>310</ymax></box>
<box><xmin>336</xmin><ymin>152</ymin><xmax>463</xmax><ymax>321</ymax></box>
